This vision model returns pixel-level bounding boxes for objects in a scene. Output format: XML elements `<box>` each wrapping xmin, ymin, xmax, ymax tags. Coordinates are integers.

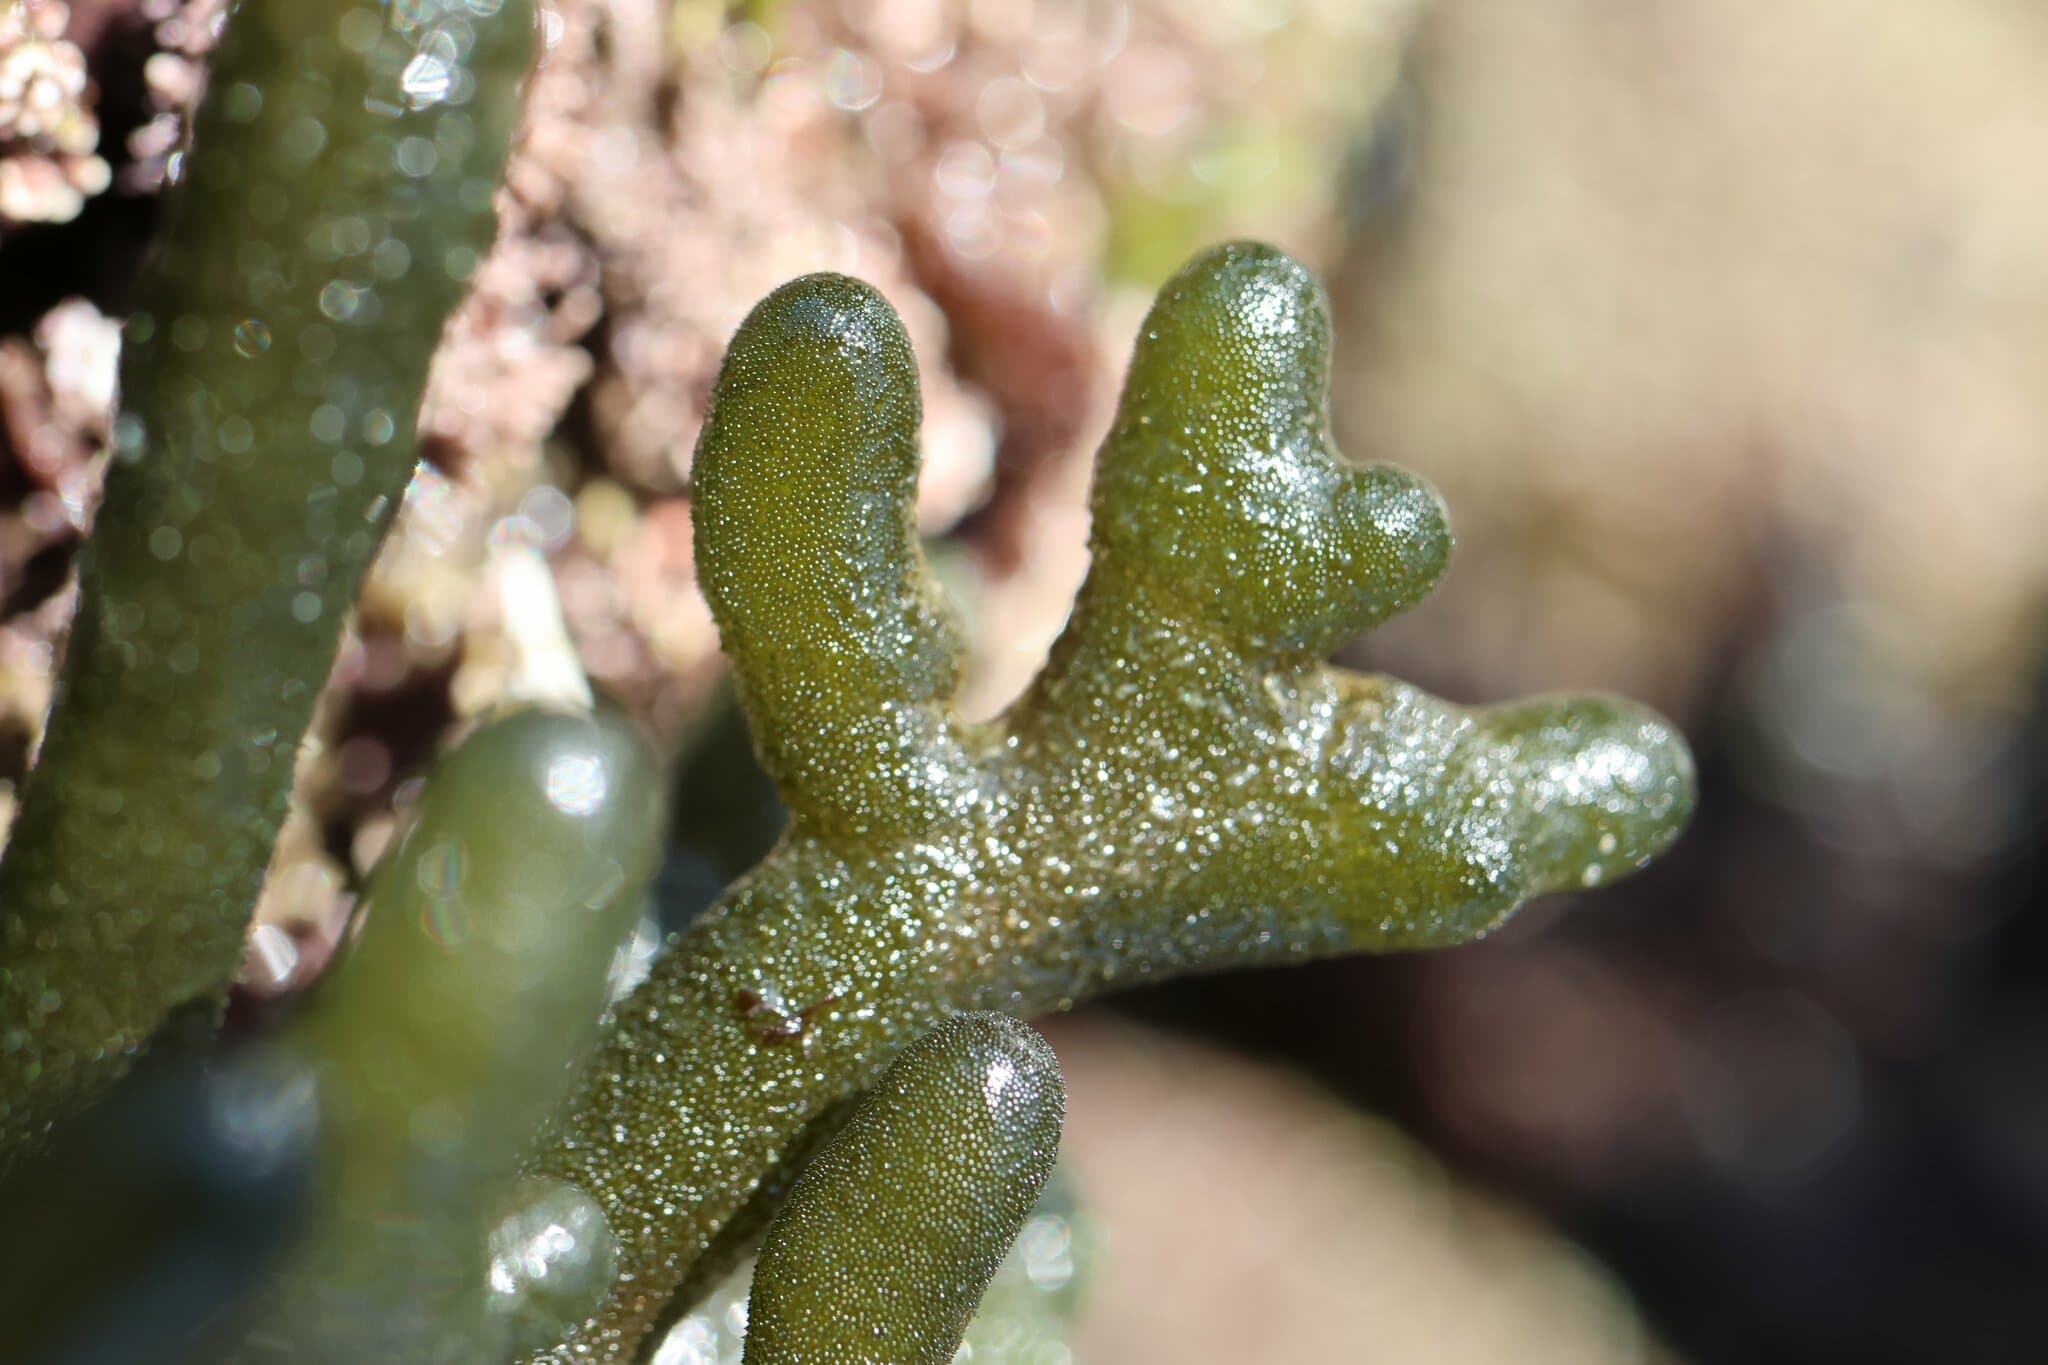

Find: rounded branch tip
<box><xmin>1488</xmin><ymin>694</ymin><xmax>1699</xmax><ymax>897</ymax></box>
<box><xmin>1090</xmin><ymin>239</ymin><xmax>1452</xmax><ymax>654</ymax></box>
<box><xmin>720</xmin><ymin>271</ymin><xmax>918</xmax><ymax>412</ymax></box>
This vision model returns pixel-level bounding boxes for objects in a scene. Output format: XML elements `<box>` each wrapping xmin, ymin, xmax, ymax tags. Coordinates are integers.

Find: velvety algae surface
<box><xmin>0</xmin><ymin>0</ymin><xmax>532</xmax><ymax>1162</ymax></box>
<box><xmin>520</xmin><ymin>242</ymin><xmax>1695</xmax><ymax>1362</ymax></box>
<box><xmin>744</xmin><ymin>1013</ymin><xmax>1063</xmax><ymax>1365</ymax></box>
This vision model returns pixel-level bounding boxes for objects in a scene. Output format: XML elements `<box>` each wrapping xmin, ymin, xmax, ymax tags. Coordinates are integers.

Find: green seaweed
<box><xmin>0</xmin><ymin>0</ymin><xmax>533</xmax><ymax>1161</ymax></box>
<box><xmin>518</xmin><ymin>242</ymin><xmax>1696</xmax><ymax>1361</ymax></box>
<box><xmin>0</xmin><ymin>3</ymin><xmax>1696</xmax><ymax>1348</ymax></box>
<box><xmin>744</xmin><ymin>1013</ymin><xmax>1063</xmax><ymax>1365</ymax></box>
<box><xmin>0</xmin><ymin>1045</ymin><xmax>319</xmax><ymax>1363</ymax></box>
<box><xmin>218</xmin><ymin>706</ymin><xmax>664</xmax><ymax>1363</ymax></box>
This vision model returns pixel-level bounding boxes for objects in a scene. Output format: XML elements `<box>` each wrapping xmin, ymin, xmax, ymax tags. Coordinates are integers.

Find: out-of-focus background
<box><xmin>4</xmin><ymin>1</ymin><xmax>2047</xmax><ymax>1361</ymax></box>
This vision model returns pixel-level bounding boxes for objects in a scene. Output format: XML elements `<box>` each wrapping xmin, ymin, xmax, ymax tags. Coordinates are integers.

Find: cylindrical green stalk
<box><xmin>219</xmin><ymin>707</ymin><xmax>663</xmax><ymax>1364</ymax></box>
<box><xmin>690</xmin><ymin>276</ymin><xmax>982</xmax><ymax>838</ymax></box>
<box><xmin>0</xmin><ymin>0</ymin><xmax>533</xmax><ymax>1162</ymax></box>
<box><xmin>743</xmin><ymin>1013</ymin><xmax>1063</xmax><ymax>1365</ymax></box>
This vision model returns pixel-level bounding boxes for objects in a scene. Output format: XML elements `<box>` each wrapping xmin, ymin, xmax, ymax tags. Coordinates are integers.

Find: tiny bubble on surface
<box><xmin>232</xmin><ymin>319</ymin><xmax>273</xmax><ymax>356</ymax></box>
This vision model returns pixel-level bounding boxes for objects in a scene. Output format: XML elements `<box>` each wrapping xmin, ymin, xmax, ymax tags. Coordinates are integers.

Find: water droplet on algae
<box><xmin>395</xmin><ymin>136</ymin><xmax>439</xmax><ymax>178</ymax></box>
<box><xmin>416</xmin><ymin>836</ymin><xmax>466</xmax><ymax>898</ymax></box>
<box><xmin>279</xmin><ymin>115</ymin><xmax>329</xmax><ymax>164</ymax></box>
<box><xmin>401</xmin><ymin>51</ymin><xmax>454</xmax><ymax>108</ymax></box>
<box><xmin>221</xmin><ymin>81</ymin><xmax>263</xmax><ymax>123</ymax></box>
<box><xmin>544</xmin><ymin>752</ymin><xmax>610</xmax><ymax>818</ymax></box>
<box><xmin>232</xmin><ymin>318</ymin><xmax>273</xmax><ymax>356</ymax></box>
<box><xmin>421</xmin><ymin>889</ymin><xmax>468</xmax><ymax>947</ymax></box>
<box><xmin>336</xmin><ymin>6</ymin><xmax>383</xmax><ymax>53</ymax></box>
<box><xmin>310</xmin><ymin>405</ymin><xmax>347</xmax><ymax>444</ymax></box>
<box><xmin>485</xmin><ymin>1176</ymin><xmax>622</xmax><ymax>1355</ymax></box>
<box><xmin>319</xmin><ymin>280</ymin><xmax>362</xmax><ymax>322</ymax></box>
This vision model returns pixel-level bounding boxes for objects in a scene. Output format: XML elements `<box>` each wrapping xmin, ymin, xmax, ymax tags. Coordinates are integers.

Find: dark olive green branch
<box><xmin>218</xmin><ymin>706</ymin><xmax>663</xmax><ymax>1363</ymax></box>
<box><xmin>0</xmin><ymin>0</ymin><xmax>533</xmax><ymax>1162</ymax></box>
<box><xmin>517</xmin><ymin>243</ymin><xmax>1696</xmax><ymax>1362</ymax></box>
<box><xmin>743</xmin><ymin>1013</ymin><xmax>1063</xmax><ymax>1365</ymax></box>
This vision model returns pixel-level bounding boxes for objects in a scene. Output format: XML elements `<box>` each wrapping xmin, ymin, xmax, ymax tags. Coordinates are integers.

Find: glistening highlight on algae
<box><xmin>0</xmin><ymin>2</ymin><xmax>1694</xmax><ymax>1362</ymax></box>
<box><xmin>514</xmin><ymin>241</ymin><xmax>1692</xmax><ymax>1364</ymax></box>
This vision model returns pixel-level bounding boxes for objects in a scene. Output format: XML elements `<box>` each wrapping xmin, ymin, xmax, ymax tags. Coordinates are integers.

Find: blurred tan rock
<box><xmin>0</xmin><ymin>1</ymin><xmax>110</xmax><ymax>225</ymax></box>
<box><xmin>1336</xmin><ymin>0</ymin><xmax>2048</xmax><ymax>780</ymax></box>
<box><xmin>0</xmin><ymin>297</ymin><xmax>110</xmax><ymax>813</ymax></box>
<box><xmin>125</xmin><ymin>0</ymin><xmax>227</xmax><ymax>191</ymax></box>
<box><xmin>1047</xmin><ymin>1014</ymin><xmax>1676</xmax><ymax>1365</ymax></box>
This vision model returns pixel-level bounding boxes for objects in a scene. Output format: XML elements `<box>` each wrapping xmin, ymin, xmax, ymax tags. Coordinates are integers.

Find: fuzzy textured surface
<box><xmin>517</xmin><ymin>242</ymin><xmax>1695</xmax><ymax>1361</ymax></box>
<box><xmin>0</xmin><ymin>0</ymin><xmax>530</xmax><ymax>1162</ymax></box>
<box><xmin>744</xmin><ymin>1013</ymin><xmax>1063</xmax><ymax>1365</ymax></box>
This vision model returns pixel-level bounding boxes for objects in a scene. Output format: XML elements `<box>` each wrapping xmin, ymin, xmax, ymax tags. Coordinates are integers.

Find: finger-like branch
<box><xmin>693</xmin><ymin>277</ymin><xmax>986</xmax><ymax>837</ymax></box>
<box><xmin>0</xmin><ymin>0</ymin><xmax>532</xmax><ymax>1164</ymax></box>
<box><xmin>519</xmin><ymin>244</ymin><xmax>1694</xmax><ymax>1363</ymax></box>
<box><xmin>1081</xmin><ymin>242</ymin><xmax>1450</xmax><ymax>662</ymax></box>
<box><xmin>219</xmin><ymin>709</ymin><xmax>664</xmax><ymax>1363</ymax></box>
<box><xmin>743</xmin><ymin>1014</ymin><xmax>1063</xmax><ymax>1365</ymax></box>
